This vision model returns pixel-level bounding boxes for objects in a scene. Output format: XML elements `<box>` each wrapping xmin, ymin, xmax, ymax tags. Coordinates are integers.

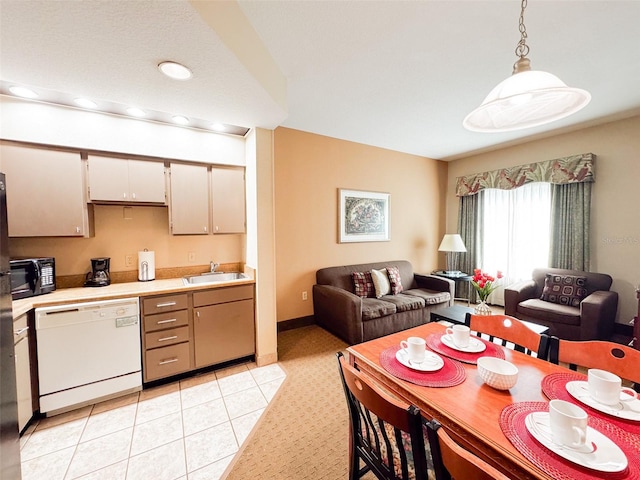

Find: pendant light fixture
<box><xmin>463</xmin><ymin>0</ymin><xmax>591</xmax><ymax>133</ymax></box>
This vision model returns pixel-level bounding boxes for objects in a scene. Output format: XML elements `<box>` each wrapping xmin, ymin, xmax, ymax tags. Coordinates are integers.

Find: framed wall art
<box><xmin>338</xmin><ymin>189</ymin><xmax>390</xmax><ymax>243</ymax></box>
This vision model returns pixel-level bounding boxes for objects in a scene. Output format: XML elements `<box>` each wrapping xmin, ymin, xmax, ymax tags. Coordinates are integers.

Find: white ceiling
<box><xmin>1</xmin><ymin>0</ymin><xmax>639</xmax><ymax>161</ymax></box>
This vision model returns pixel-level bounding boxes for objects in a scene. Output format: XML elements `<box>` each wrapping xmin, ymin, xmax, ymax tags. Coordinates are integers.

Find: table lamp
<box><xmin>438</xmin><ymin>234</ymin><xmax>466</xmax><ymax>275</ymax></box>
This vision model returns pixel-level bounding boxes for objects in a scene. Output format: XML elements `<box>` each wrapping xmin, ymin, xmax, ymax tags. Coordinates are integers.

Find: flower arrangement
<box><xmin>471</xmin><ymin>268</ymin><xmax>504</xmax><ymax>302</ymax></box>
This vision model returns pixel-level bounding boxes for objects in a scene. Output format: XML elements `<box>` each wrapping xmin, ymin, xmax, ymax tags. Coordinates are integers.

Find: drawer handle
<box><xmin>156</xmin><ymin>301</ymin><xmax>177</xmax><ymax>308</ymax></box>
<box><xmin>158</xmin><ymin>335</ymin><xmax>178</xmax><ymax>342</ymax></box>
<box><xmin>14</xmin><ymin>327</ymin><xmax>29</xmax><ymax>336</ymax></box>
<box><xmin>159</xmin><ymin>358</ymin><xmax>179</xmax><ymax>365</ymax></box>
<box><xmin>156</xmin><ymin>318</ymin><xmax>177</xmax><ymax>325</ymax></box>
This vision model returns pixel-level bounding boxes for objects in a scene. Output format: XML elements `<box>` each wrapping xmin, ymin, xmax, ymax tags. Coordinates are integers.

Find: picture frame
<box><xmin>338</xmin><ymin>189</ymin><xmax>390</xmax><ymax>243</ymax></box>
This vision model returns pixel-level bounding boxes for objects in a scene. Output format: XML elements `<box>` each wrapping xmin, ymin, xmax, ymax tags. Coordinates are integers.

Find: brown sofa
<box><xmin>313</xmin><ymin>260</ymin><xmax>454</xmax><ymax>345</ymax></box>
<box><xmin>504</xmin><ymin>267</ymin><xmax>618</xmax><ymax>341</ymax></box>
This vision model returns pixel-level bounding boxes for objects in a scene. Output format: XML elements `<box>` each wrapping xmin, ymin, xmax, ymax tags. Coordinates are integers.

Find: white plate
<box><xmin>525</xmin><ymin>412</ymin><xmax>628</xmax><ymax>473</ymax></box>
<box><xmin>566</xmin><ymin>381</ymin><xmax>640</xmax><ymax>422</ymax></box>
<box><xmin>441</xmin><ymin>334</ymin><xmax>486</xmax><ymax>353</ymax></box>
<box><xmin>395</xmin><ymin>349</ymin><xmax>444</xmax><ymax>372</ymax></box>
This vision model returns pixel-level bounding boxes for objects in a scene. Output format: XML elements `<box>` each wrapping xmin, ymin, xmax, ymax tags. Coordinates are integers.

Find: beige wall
<box><xmin>273</xmin><ymin>127</ymin><xmax>447</xmax><ymax>322</ymax></box>
<box><xmin>446</xmin><ymin>115</ymin><xmax>640</xmax><ymax>324</ymax></box>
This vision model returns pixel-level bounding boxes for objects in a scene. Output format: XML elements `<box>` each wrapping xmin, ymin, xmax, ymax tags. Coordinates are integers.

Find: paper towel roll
<box><xmin>138</xmin><ymin>250</ymin><xmax>155</xmax><ymax>281</ymax></box>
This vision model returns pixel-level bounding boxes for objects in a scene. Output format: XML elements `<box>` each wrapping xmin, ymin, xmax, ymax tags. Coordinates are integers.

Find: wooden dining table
<box><xmin>346</xmin><ymin>321</ymin><xmax>639</xmax><ymax>480</ymax></box>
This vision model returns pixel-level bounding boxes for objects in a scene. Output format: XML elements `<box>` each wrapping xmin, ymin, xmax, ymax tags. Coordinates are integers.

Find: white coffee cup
<box><xmin>587</xmin><ymin>369</ymin><xmax>639</xmax><ymax>406</ymax></box>
<box><xmin>400</xmin><ymin>336</ymin><xmax>426</xmax><ymax>364</ymax></box>
<box><xmin>445</xmin><ymin>324</ymin><xmax>470</xmax><ymax>348</ymax></box>
<box><xmin>549</xmin><ymin>399</ymin><xmax>588</xmax><ymax>449</ymax></box>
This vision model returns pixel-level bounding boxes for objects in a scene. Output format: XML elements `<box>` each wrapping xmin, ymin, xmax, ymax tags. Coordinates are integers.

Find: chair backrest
<box><xmin>426</xmin><ymin>420</ymin><xmax>510</xmax><ymax>480</ymax></box>
<box><xmin>548</xmin><ymin>336</ymin><xmax>640</xmax><ymax>384</ymax></box>
<box><xmin>465</xmin><ymin>313</ymin><xmax>550</xmax><ymax>359</ymax></box>
<box><xmin>336</xmin><ymin>352</ymin><xmax>433</xmax><ymax>480</ymax></box>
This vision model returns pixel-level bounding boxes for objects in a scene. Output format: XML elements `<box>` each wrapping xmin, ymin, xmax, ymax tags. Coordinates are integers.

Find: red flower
<box><xmin>471</xmin><ymin>268</ymin><xmax>503</xmax><ymax>302</ymax></box>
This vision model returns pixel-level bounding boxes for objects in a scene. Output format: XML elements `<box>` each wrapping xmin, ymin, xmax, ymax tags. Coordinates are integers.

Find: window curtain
<box><xmin>549</xmin><ymin>182</ymin><xmax>592</xmax><ymax>270</ymax></box>
<box><xmin>457</xmin><ymin>192</ymin><xmax>481</xmax><ymax>302</ymax></box>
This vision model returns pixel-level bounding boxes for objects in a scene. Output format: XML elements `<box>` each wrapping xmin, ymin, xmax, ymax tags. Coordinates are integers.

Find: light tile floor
<box><xmin>20</xmin><ymin>361</ymin><xmax>286</xmax><ymax>480</ymax></box>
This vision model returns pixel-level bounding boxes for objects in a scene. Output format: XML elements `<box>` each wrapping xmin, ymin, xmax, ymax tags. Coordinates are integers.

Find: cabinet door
<box><xmin>14</xmin><ymin>315</ymin><xmax>32</xmax><ymax>432</ymax></box>
<box><xmin>211</xmin><ymin>167</ymin><xmax>245</xmax><ymax>233</ymax></box>
<box><xmin>169</xmin><ymin>163</ymin><xmax>209</xmax><ymax>234</ymax></box>
<box><xmin>194</xmin><ymin>299</ymin><xmax>255</xmax><ymax>368</ymax></box>
<box><xmin>128</xmin><ymin>160</ymin><xmax>166</xmax><ymax>203</ymax></box>
<box><xmin>1</xmin><ymin>144</ymin><xmax>92</xmax><ymax>237</ymax></box>
<box><xmin>87</xmin><ymin>155</ymin><xmax>129</xmax><ymax>201</ymax></box>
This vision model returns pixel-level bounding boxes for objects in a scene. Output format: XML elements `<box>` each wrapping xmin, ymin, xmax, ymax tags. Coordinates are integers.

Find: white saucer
<box><xmin>441</xmin><ymin>334</ymin><xmax>486</xmax><ymax>353</ymax></box>
<box><xmin>525</xmin><ymin>412</ymin><xmax>628</xmax><ymax>473</ymax></box>
<box><xmin>395</xmin><ymin>349</ymin><xmax>444</xmax><ymax>372</ymax></box>
<box><xmin>566</xmin><ymin>381</ymin><xmax>640</xmax><ymax>422</ymax></box>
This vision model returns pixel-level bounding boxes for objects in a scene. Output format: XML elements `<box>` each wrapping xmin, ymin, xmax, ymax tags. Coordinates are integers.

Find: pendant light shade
<box><xmin>463</xmin><ymin>1</ymin><xmax>591</xmax><ymax>133</ymax></box>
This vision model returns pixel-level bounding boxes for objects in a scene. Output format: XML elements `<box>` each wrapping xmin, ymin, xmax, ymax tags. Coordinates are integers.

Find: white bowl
<box><xmin>477</xmin><ymin>357</ymin><xmax>518</xmax><ymax>390</ymax></box>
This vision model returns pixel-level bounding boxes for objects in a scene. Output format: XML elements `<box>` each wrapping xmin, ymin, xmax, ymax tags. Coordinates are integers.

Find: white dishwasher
<box><xmin>36</xmin><ymin>297</ymin><xmax>142</xmax><ymax>415</ymax></box>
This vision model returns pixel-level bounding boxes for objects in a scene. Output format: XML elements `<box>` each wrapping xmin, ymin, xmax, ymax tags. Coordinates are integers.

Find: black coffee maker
<box><xmin>84</xmin><ymin>257</ymin><xmax>111</xmax><ymax>287</ymax></box>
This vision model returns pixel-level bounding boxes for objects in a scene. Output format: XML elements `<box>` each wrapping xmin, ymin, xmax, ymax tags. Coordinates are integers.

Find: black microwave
<box><xmin>10</xmin><ymin>257</ymin><xmax>56</xmax><ymax>300</ymax></box>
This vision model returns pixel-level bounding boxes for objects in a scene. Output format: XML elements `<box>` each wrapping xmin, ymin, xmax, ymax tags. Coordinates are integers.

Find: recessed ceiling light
<box><xmin>9</xmin><ymin>86</ymin><xmax>38</xmax><ymax>99</ymax></box>
<box><xmin>211</xmin><ymin>123</ymin><xmax>226</xmax><ymax>132</ymax></box>
<box><xmin>158</xmin><ymin>61</ymin><xmax>192</xmax><ymax>80</ymax></box>
<box><xmin>74</xmin><ymin>98</ymin><xmax>97</xmax><ymax>109</ymax></box>
<box><xmin>126</xmin><ymin>107</ymin><xmax>146</xmax><ymax>118</ymax></box>
<box><xmin>172</xmin><ymin>115</ymin><xmax>189</xmax><ymax>125</ymax></box>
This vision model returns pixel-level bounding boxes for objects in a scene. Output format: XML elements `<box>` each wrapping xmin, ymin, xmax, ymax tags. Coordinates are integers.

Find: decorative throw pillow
<box><xmin>352</xmin><ymin>271</ymin><xmax>375</xmax><ymax>298</ymax></box>
<box><xmin>540</xmin><ymin>274</ymin><xmax>587</xmax><ymax>307</ymax></box>
<box><xmin>370</xmin><ymin>268</ymin><xmax>391</xmax><ymax>298</ymax></box>
<box><xmin>386</xmin><ymin>266</ymin><xmax>404</xmax><ymax>295</ymax></box>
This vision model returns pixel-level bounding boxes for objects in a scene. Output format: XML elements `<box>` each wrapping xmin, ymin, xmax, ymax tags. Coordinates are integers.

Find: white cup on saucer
<box><xmin>445</xmin><ymin>324</ymin><xmax>470</xmax><ymax>348</ymax></box>
<box><xmin>549</xmin><ymin>399</ymin><xmax>588</xmax><ymax>449</ymax></box>
<box><xmin>400</xmin><ymin>336</ymin><xmax>426</xmax><ymax>365</ymax></box>
<box><xmin>587</xmin><ymin>369</ymin><xmax>639</xmax><ymax>406</ymax></box>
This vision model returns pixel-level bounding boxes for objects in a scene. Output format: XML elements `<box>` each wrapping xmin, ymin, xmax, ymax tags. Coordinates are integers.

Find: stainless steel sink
<box><xmin>182</xmin><ymin>272</ymin><xmax>248</xmax><ymax>286</ymax></box>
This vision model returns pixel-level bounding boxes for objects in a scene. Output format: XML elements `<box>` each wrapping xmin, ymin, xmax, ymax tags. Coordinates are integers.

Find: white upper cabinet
<box><xmin>211</xmin><ymin>167</ymin><xmax>246</xmax><ymax>234</ymax></box>
<box><xmin>169</xmin><ymin>163</ymin><xmax>210</xmax><ymax>235</ymax></box>
<box><xmin>87</xmin><ymin>155</ymin><xmax>166</xmax><ymax>204</ymax></box>
<box><xmin>1</xmin><ymin>143</ymin><xmax>93</xmax><ymax>237</ymax></box>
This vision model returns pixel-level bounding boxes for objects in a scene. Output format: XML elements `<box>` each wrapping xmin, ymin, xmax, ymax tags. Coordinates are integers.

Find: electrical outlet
<box><xmin>188</xmin><ymin>252</ymin><xmax>196</xmax><ymax>262</ymax></box>
<box><xmin>125</xmin><ymin>254</ymin><xmax>134</xmax><ymax>267</ymax></box>
<box><xmin>302</xmin><ymin>291</ymin><xmax>308</xmax><ymax>301</ymax></box>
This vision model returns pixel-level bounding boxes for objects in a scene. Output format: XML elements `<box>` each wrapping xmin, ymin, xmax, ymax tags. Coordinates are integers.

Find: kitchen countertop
<box><xmin>11</xmin><ymin>273</ymin><xmax>255</xmax><ymax>318</ymax></box>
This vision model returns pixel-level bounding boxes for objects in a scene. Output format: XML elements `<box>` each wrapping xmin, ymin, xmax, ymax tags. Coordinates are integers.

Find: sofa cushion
<box><xmin>352</xmin><ymin>271</ymin><xmax>375</xmax><ymax>298</ymax></box>
<box><xmin>371</xmin><ymin>268</ymin><xmax>391</xmax><ymax>298</ymax></box>
<box><xmin>387</xmin><ymin>266</ymin><xmax>404</xmax><ymax>294</ymax></box>
<box><xmin>518</xmin><ymin>298</ymin><xmax>581</xmax><ymax>326</ymax></box>
<box><xmin>361</xmin><ymin>298</ymin><xmax>397</xmax><ymax>320</ymax></box>
<box><xmin>379</xmin><ymin>293</ymin><xmax>426</xmax><ymax>312</ymax></box>
<box><xmin>403</xmin><ymin>289</ymin><xmax>451</xmax><ymax>306</ymax></box>
<box><xmin>541</xmin><ymin>274</ymin><xmax>587</xmax><ymax>307</ymax></box>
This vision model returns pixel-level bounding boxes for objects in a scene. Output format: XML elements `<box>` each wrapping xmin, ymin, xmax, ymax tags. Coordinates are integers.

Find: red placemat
<box><xmin>542</xmin><ymin>372</ymin><xmax>640</xmax><ymax>442</ymax></box>
<box><xmin>425</xmin><ymin>332</ymin><xmax>506</xmax><ymax>364</ymax></box>
<box><xmin>379</xmin><ymin>345</ymin><xmax>466</xmax><ymax>387</ymax></box>
<box><xmin>501</xmin><ymin>402</ymin><xmax>640</xmax><ymax>480</ymax></box>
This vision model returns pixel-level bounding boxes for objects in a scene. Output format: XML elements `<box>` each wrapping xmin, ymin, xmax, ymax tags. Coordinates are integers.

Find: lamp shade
<box><xmin>438</xmin><ymin>234</ymin><xmax>467</xmax><ymax>253</ymax></box>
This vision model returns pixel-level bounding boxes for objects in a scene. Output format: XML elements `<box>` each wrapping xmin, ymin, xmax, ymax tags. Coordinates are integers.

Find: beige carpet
<box><xmin>225</xmin><ymin>325</ymin><xmax>352</xmax><ymax>480</ymax></box>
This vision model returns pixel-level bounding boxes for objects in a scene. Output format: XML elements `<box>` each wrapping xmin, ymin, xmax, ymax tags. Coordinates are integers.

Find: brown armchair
<box><xmin>504</xmin><ymin>267</ymin><xmax>618</xmax><ymax>341</ymax></box>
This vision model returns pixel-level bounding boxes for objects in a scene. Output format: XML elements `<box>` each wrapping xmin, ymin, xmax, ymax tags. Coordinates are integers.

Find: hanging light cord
<box><xmin>515</xmin><ymin>0</ymin><xmax>529</xmax><ymax>59</ymax></box>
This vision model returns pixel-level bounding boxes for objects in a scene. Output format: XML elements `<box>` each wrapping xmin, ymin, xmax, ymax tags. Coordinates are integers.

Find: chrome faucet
<box><xmin>210</xmin><ymin>261</ymin><xmax>219</xmax><ymax>272</ymax></box>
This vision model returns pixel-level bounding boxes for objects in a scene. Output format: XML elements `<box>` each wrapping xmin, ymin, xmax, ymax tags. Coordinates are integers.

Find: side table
<box><xmin>432</xmin><ymin>271</ymin><xmax>473</xmax><ymax>306</ymax></box>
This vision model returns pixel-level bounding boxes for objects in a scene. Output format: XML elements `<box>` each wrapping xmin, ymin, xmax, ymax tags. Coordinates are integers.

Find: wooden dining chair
<box><xmin>426</xmin><ymin>419</ymin><xmax>511</xmax><ymax>480</ymax></box>
<box><xmin>465</xmin><ymin>313</ymin><xmax>550</xmax><ymax>359</ymax></box>
<box><xmin>548</xmin><ymin>336</ymin><xmax>640</xmax><ymax>386</ymax></box>
<box><xmin>336</xmin><ymin>352</ymin><xmax>438</xmax><ymax>480</ymax></box>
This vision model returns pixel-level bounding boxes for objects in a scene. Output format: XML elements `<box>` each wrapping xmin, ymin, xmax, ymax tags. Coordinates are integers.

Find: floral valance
<box><xmin>455</xmin><ymin>153</ymin><xmax>595</xmax><ymax>197</ymax></box>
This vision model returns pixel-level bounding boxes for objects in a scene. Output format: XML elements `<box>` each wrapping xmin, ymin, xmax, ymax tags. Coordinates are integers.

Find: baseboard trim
<box><xmin>277</xmin><ymin>315</ymin><xmax>315</xmax><ymax>332</ymax></box>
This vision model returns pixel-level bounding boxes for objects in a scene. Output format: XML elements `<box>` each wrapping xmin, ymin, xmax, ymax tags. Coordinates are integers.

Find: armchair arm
<box><xmin>312</xmin><ymin>284</ymin><xmax>363</xmax><ymax>344</ymax></box>
<box><xmin>580</xmin><ymin>290</ymin><xmax>619</xmax><ymax>340</ymax></box>
<box><xmin>504</xmin><ymin>280</ymin><xmax>537</xmax><ymax>316</ymax></box>
<box><xmin>414</xmin><ymin>274</ymin><xmax>455</xmax><ymax>306</ymax></box>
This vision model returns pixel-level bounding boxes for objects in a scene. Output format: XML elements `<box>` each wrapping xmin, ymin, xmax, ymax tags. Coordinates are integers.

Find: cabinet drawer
<box><xmin>193</xmin><ymin>284</ymin><xmax>254</xmax><ymax>307</ymax></box>
<box><xmin>143</xmin><ymin>309</ymin><xmax>189</xmax><ymax>333</ymax></box>
<box><xmin>142</xmin><ymin>294</ymin><xmax>188</xmax><ymax>315</ymax></box>
<box><xmin>145</xmin><ymin>326</ymin><xmax>189</xmax><ymax>350</ymax></box>
<box><xmin>145</xmin><ymin>342</ymin><xmax>191</xmax><ymax>382</ymax></box>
